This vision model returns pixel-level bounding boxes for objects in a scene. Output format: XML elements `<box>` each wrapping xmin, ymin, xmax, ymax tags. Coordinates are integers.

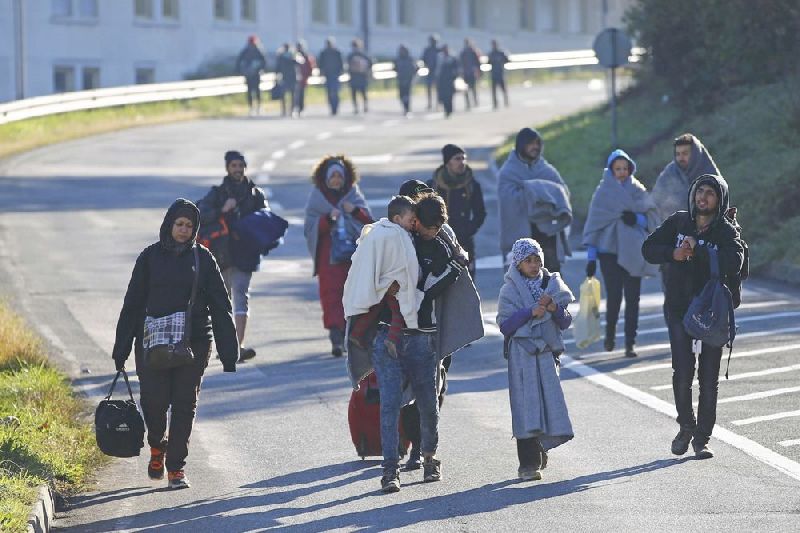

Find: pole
<box><xmin>610</xmin><ymin>28</ymin><xmax>618</xmax><ymax>147</ymax></box>
<box><xmin>360</xmin><ymin>0</ymin><xmax>369</xmax><ymax>52</ymax></box>
<box><xmin>13</xmin><ymin>0</ymin><xmax>25</xmax><ymax>100</ymax></box>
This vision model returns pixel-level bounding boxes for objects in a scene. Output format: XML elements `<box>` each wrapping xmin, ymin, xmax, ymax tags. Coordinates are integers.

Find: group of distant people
<box><xmin>235</xmin><ymin>34</ymin><xmax>512</xmax><ymax>118</ymax></box>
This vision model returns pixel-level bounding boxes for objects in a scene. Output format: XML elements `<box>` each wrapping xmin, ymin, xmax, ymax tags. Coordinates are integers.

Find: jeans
<box><xmin>372</xmin><ymin>328</ymin><xmax>439</xmax><ymax>470</ymax></box>
<box><xmin>598</xmin><ymin>253</ymin><xmax>642</xmax><ymax>347</ymax></box>
<box><xmin>491</xmin><ymin>77</ymin><xmax>508</xmax><ymax>108</ymax></box>
<box><xmin>667</xmin><ymin>314</ymin><xmax>723</xmax><ymax>445</ymax></box>
<box><xmin>245</xmin><ymin>75</ymin><xmax>261</xmax><ymax>108</ymax></box>
<box><xmin>325</xmin><ymin>79</ymin><xmax>340</xmax><ymax>115</ymax></box>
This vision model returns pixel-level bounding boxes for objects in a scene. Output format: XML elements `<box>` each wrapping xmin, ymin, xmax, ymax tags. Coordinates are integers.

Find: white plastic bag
<box><xmin>574</xmin><ymin>276</ymin><xmax>603</xmax><ymax>349</ymax></box>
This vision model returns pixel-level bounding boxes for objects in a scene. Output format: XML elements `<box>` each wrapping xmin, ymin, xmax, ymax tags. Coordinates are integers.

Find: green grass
<box><xmin>493</xmin><ymin>82</ymin><xmax>800</xmax><ymax>270</ymax></box>
<box><xmin>0</xmin><ymin>302</ymin><xmax>106</xmax><ymax>533</ymax></box>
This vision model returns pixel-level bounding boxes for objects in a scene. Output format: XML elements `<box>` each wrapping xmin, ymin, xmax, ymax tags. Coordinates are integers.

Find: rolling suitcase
<box><xmin>347</xmin><ymin>371</ymin><xmax>410</xmax><ymax>459</ymax></box>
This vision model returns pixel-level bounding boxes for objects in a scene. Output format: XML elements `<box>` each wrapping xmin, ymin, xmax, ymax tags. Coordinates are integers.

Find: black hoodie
<box><xmin>112</xmin><ymin>199</ymin><xmax>239</xmax><ymax>371</ymax></box>
<box><xmin>642</xmin><ymin>174</ymin><xmax>744</xmax><ymax>317</ymax></box>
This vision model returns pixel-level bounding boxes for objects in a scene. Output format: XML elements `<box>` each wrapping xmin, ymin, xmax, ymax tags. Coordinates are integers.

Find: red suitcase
<box><xmin>348</xmin><ymin>371</ymin><xmax>410</xmax><ymax>459</ymax></box>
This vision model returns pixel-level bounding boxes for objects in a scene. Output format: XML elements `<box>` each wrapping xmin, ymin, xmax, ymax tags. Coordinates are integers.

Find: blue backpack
<box><xmin>682</xmin><ymin>247</ymin><xmax>737</xmax><ymax>377</ymax></box>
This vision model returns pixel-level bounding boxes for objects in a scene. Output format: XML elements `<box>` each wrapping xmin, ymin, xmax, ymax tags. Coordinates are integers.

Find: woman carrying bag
<box><xmin>112</xmin><ymin>199</ymin><xmax>239</xmax><ymax>489</ymax></box>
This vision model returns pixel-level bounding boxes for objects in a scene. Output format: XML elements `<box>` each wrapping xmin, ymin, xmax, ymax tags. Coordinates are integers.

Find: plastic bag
<box><xmin>574</xmin><ymin>276</ymin><xmax>602</xmax><ymax>349</ymax></box>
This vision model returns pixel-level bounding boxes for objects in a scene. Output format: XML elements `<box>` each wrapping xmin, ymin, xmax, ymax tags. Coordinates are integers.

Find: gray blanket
<box><xmin>583</xmin><ymin>172</ymin><xmax>659</xmax><ymax>278</ymax></box>
<box><xmin>652</xmin><ymin>137</ymin><xmax>720</xmax><ymax>222</ymax></box>
<box><xmin>496</xmin><ymin>265</ymin><xmax>574</xmax><ymax>448</ymax></box>
<box><xmin>303</xmin><ymin>185</ymin><xmax>369</xmax><ymax>276</ymax></box>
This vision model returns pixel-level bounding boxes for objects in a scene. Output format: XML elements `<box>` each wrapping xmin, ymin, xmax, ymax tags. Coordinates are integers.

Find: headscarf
<box><xmin>512</xmin><ymin>238</ymin><xmax>545</xmax><ymax>302</ymax></box>
<box><xmin>159</xmin><ymin>198</ymin><xmax>200</xmax><ymax>255</ymax></box>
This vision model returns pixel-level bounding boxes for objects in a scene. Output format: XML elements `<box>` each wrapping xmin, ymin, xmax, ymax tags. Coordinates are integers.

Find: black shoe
<box><xmin>238</xmin><ymin>347</ymin><xmax>256</xmax><ymax>362</ymax></box>
<box><xmin>604</xmin><ymin>336</ymin><xmax>615</xmax><ymax>352</ymax></box>
<box><xmin>380</xmin><ymin>468</ymin><xmax>401</xmax><ymax>493</ymax></box>
<box><xmin>405</xmin><ymin>449</ymin><xmax>421</xmax><ymax>471</ymax></box>
<box><xmin>693</xmin><ymin>440</ymin><xmax>714</xmax><ymax>459</ymax></box>
<box><xmin>624</xmin><ymin>345</ymin><xmax>637</xmax><ymax>358</ymax></box>
<box><xmin>423</xmin><ymin>457</ymin><xmax>442</xmax><ymax>482</ymax></box>
<box><xmin>671</xmin><ymin>429</ymin><xmax>693</xmax><ymax>455</ymax></box>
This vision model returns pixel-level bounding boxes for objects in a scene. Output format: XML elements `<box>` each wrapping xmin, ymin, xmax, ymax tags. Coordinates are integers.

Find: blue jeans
<box><xmin>372</xmin><ymin>328</ymin><xmax>439</xmax><ymax>470</ymax></box>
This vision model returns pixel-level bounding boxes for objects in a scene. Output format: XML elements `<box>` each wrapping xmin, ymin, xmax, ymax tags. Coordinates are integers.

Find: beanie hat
<box><xmin>399</xmin><ymin>179</ymin><xmax>434</xmax><ymax>198</ymax></box>
<box><xmin>511</xmin><ymin>238</ymin><xmax>543</xmax><ymax>267</ymax></box>
<box><xmin>225</xmin><ymin>150</ymin><xmax>247</xmax><ymax>167</ymax></box>
<box><xmin>325</xmin><ymin>160</ymin><xmax>346</xmax><ymax>186</ymax></box>
<box><xmin>442</xmin><ymin>143</ymin><xmax>465</xmax><ymax>164</ymax></box>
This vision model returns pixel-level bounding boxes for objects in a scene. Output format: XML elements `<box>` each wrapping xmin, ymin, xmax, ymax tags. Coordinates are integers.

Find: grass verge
<box><xmin>0</xmin><ymin>302</ymin><xmax>105</xmax><ymax>533</ymax></box>
<box><xmin>493</xmin><ymin>82</ymin><xmax>800</xmax><ymax>270</ymax></box>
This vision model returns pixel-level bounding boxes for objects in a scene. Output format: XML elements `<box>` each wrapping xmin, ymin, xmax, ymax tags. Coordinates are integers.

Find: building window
<box><xmin>52</xmin><ymin>0</ymin><xmax>73</xmax><ymax>17</ymax></box>
<box><xmin>78</xmin><ymin>0</ymin><xmax>98</xmax><ymax>17</ymax></box>
<box><xmin>52</xmin><ymin>0</ymin><xmax>98</xmax><ymax>19</ymax></box>
<box><xmin>311</xmin><ymin>0</ymin><xmax>328</xmax><ymax>24</ymax></box>
<box><xmin>445</xmin><ymin>0</ymin><xmax>460</xmax><ymax>28</ymax></box>
<box><xmin>375</xmin><ymin>0</ymin><xmax>390</xmax><ymax>26</ymax></box>
<box><xmin>397</xmin><ymin>0</ymin><xmax>412</xmax><ymax>26</ymax></box>
<box><xmin>53</xmin><ymin>66</ymin><xmax>76</xmax><ymax>93</ymax></box>
<box><xmin>82</xmin><ymin>67</ymin><xmax>100</xmax><ymax>90</ymax></box>
<box><xmin>519</xmin><ymin>0</ymin><xmax>534</xmax><ymax>30</ymax></box>
<box><xmin>214</xmin><ymin>0</ymin><xmax>233</xmax><ymax>20</ymax></box>
<box><xmin>134</xmin><ymin>0</ymin><xmax>154</xmax><ymax>18</ymax></box>
<box><xmin>467</xmin><ymin>0</ymin><xmax>484</xmax><ymax>29</ymax></box>
<box><xmin>537</xmin><ymin>0</ymin><xmax>558</xmax><ymax>32</ymax></box>
<box><xmin>337</xmin><ymin>0</ymin><xmax>353</xmax><ymax>25</ymax></box>
<box><xmin>241</xmin><ymin>0</ymin><xmax>256</xmax><ymax>21</ymax></box>
<box><xmin>162</xmin><ymin>0</ymin><xmax>179</xmax><ymax>19</ymax></box>
<box><xmin>135</xmin><ymin>67</ymin><xmax>156</xmax><ymax>84</ymax></box>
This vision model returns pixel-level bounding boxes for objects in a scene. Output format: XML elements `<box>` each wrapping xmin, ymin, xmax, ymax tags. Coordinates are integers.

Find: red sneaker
<box><xmin>167</xmin><ymin>470</ymin><xmax>190</xmax><ymax>490</ymax></box>
<box><xmin>147</xmin><ymin>447</ymin><xmax>165</xmax><ymax>480</ymax></box>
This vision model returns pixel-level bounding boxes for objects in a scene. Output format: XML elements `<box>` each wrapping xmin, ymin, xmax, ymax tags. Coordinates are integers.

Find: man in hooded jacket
<box><xmin>642</xmin><ymin>174</ymin><xmax>744</xmax><ymax>460</ymax></box>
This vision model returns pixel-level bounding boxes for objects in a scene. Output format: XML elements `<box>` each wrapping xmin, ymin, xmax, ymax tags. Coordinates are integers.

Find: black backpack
<box><xmin>95</xmin><ymin>370</ymin><xmax>145</xmax><ymax>458</ymax></box>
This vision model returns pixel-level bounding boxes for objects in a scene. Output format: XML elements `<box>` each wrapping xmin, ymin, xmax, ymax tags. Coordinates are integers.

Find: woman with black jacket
<box><xmin>112</xmin><ymin>199</ymin><xmax>239</xmax><ymax>489</ymax></box>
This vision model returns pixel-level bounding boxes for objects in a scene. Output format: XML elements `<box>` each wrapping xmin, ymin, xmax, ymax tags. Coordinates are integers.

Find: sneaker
<box><xmin>518</xmin><ymin>466</ymin><xmax>542</xmax><ymax>481</ymax></box>
<box><xmin>624</xmin><ymin>346</ymin><xmax>638</xmax><ymax>358</ymax></box>
<box><xmin>671</xmin><ymin>429</ymin><xmax>693</xmax><ymax>455</ymax></box>
<box><xmin>332</xmin><ymin>345</ymin><xmax>344</xmax><ymax>357</ymax></box>
<box><xmin>693</xmin><ymin>442</ymin><xmax>715</xmax><ymax>460</ymax></box>
<box><xmin>167</xmin><ymin>470</ymin><xmax>190</xmax><ymax>490</ymax></box>
<box><xmin>380</xmin><ymin>469</ymin><xmax>401</xmax><ymax>493</ymax></box>
<box><xmin>405</xmin><ymin>449</ymin><xmax>422</xmax><ymax>471</ymax></box>
<box><xmin>147</xmin><ymin>447</ymin><xmax>165</xmax><ymax>480</ymax></box>
<box><xmin>238</xmin><ymin>347</ymin><xmax>256</xmax><ymax>362</ymax></box>
<box><xmin>604</xmin><ymin>336</ymin><xmax>615</xmax><ymax>352</ymax></box>
<box><xmin>423</xmin><ymin>457</ymin><xmax>442</xmax><ymax>482</ymax></box>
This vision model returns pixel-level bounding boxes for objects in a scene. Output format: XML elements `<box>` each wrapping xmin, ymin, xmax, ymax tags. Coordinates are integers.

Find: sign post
<box><xmin>593</xmin><ymin>28</ymin><xmax>632</xmax><ymax>147</ymax></box>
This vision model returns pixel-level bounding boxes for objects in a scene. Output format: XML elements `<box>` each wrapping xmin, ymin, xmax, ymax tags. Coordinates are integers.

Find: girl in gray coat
<box><xmin>497</xmin><ymin>238</ymin><xmax>574</xmax><ymax>481</ymax></box>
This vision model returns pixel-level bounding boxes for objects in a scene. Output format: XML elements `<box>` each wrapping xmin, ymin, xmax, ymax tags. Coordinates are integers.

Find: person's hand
<box><xmin>342</xmin><ymin>201</ymin><xmax>355</xmax><ymax>213</ymax></box>
<box><xmin>673</xmin><ymin>246</ymin><xmax>694</xmax><ymax>262</ymax></box>
<box><xmin>330</xmin><ymin>207</ymin><xmax>341</xmax><ymax>221</ymax></box>
<box><xmin>586</xmin><ymin>260</ymin><xmax>597</xmax><ymax>278</ymax></box>
<box><xmin>532</xmin><ymin>306</ymin><xmax>546</xmax><ymax>319</ymax></box>
<box><xmin>540</xmin><ymin>294</ymin><xmax>553</xmax><ymax>307</ymax></box>
<box><xmin>222</xmin><ymin>198</ymin><xmax>237</xmax><ymax>213</ymax></box>
<box><xmin>621</xmin><ymin>210</ymin><xmax>637</xmax><ymax>226</ymax></box>
<box><xmin>387</xmin><ymin>281</ymin><xmax>400</xmax><ymax>296</ymax></box>
<box><xmin>682</xmin><ymin>236</ymin><xmax>697</xmax><ymax>249</ymax></box>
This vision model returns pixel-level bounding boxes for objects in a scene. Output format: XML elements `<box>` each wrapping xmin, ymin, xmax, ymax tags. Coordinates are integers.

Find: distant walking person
<box><xmin>347</xmin><ymin>39</ymin><xmax>372</xmax><ymax>114</ymax></box>
<box><xmin>436</xmin><ymin>45</ymin><xmax>459</xmax><ymax>118</ymax></box>
<box><xmin>583</xmin><ymin>150</ymin><xmax>659</xmax><ymax>358</ymax></box>
<box><xmin>421</xmin><ymin>34</ymin><xmax>441</xmax><ymax>110</ymax></box>
<box><xmin>236</xmin><ymin>35</ymin><xmax>267</xmax><ymax>115</ymax></box>
<box><xmin>275</xmin><ymin>43</ymin><xmax>298</xmax><ymax>117</ymax></box>
<box><xmin>488</xmin><ymin>39</ymin><xmax>510</xmax><ymax>109</ymax></box>
<box><xmin>294</xmin><ymin>41</ymin><xmax>315</xmax><ymax>117</ymax></box>
<box><xmin>642</xmin><ymin>174</ymin><xmax>744</xmax><ymax>460</ymax></box>
<box><xmin>112</xmin><ymin>199</ymin><xmax>239</xmax><ymax>490</ymax></box>
<box><xmin>394</xmin><ymin>44</ymin><xmax>417</xmax><ymax>115</ymax></box>
<box><xmin>428</xmin><ymin>144</ymin><xmax>486</xmax><ymax>278</ymax></box>
<box><xmin>459</xmin><ymin>39</ymin><xmax>482</xmax><ymax>110</ymax></box>
<box><xmin>318</xmin><ymin>37</ymin><xmax>345</xmax><ymax>115</ymax></box>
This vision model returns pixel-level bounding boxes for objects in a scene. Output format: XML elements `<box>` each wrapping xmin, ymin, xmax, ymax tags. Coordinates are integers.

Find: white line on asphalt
<box><xmin>731</xmin><ymin>410</ymin><xmax>800</xmax><ymax>426</ymax></box>
<box><xmin>611</xmin><ymin>300</ymin><xmax>796</xmax><ymax>328</ymax></box>
<box><xmin>271</xmin><ymin>150</ymin><xmax>286</xmax><ymax>160</ymax></box>
<box><xmin>718</xmin><ymin>386</ymin><xmax>800</xmax><ymax>404</ymax></box>
<box><xmin>350</xmin><ymin>154</ymin><xmax>393</xmax><ymax>165</ymax></box>
<box><xmin>424</xmin><ymin>113</ymin><xmax>444</xmax><ymax>121</ymax></box>
<box><xmin>343</xmin><ymin>125</ymin><xmax>365</xmax><ymax>133</ymax></box>
<box><xmin>288</xmin><ymin>140</ymin><xmax>306</xmax><ymax>150</ymax></box>
<box><xmin>615</xmin><ymin>343</ymin><xmax>800</xmax><ymax>376</ymax></box>
<box><xmin>261</xmin><ymin>160</ymin><xmax>276</xmax><ymax>171</ymax></box>
<box><xmin>778</xmin><ymin>439</ymin><xmax>800</xmax><ymax>447</ymax></box>
<box><xmin>651</xmin><ymin>363</ymin><xmax>800</xmax><ymax>391</ymax></box>
<box><xmin>316</xmin><ymin>131</ymin><xmax>332</xmax><ymax>140</ymax></box>
<box><xmin>561</xmin><ymin>355</ymin><xmax>800</xmax><ymax>481</ymax></box>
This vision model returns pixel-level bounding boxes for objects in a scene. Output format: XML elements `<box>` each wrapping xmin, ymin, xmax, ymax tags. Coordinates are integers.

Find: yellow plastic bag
<box><xmin>574</xmin><ymin>276</ymin><xmax>603</xmax><ymax>349</ymax></box>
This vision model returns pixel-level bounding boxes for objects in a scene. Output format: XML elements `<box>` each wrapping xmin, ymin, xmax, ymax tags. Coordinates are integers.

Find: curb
<box><xmin>27</xmin><ymin>485</ymin><xmax>55</xmax><ymax>533</ymax></box>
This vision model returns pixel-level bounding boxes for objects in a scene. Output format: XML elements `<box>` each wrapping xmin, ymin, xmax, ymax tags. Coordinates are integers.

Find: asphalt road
<box><xmin>1</xmin><ymin>79</ymin><xmax>799</xmax><ymax>532</ymax></box>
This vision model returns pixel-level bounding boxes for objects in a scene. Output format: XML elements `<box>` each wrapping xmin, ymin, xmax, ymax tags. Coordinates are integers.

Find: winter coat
<box><xmin>276</xmin><ymin>51</ymin><xmax>298</xmax><ymax>88</ymax></box>
<box><xmin>427</xmin><ymin>165</ymin><xmax>486</xmax><ymax>245</ymax></box>
<box><xmin>488</xmin><ymin>49</ymin><xmax>510</xmax><ymax>80</ymax></box>
<box><xmin>421</xmin><ymin>44</ymin><xmax>440</xmax><ymax>72</ymax></box>
<box><xmin>394</xmin><ymin>54</ymin><xmax>417</xmax><ymax>86</ymax></box>
<box><xmin>459</xmin><ymin>46</ymin><xmax>482</xmax><ymax>81</ymax></box>
<box><xmin>318</xmin><ymin>46</ymin><xmax>345</xmax><ymax>80</ymax></box>
<box><xmin>436</xmin><ymin>55</ymin><xmax>459</xmax><ymax>95</ymax></box>
<box><xmin>347</xmin><ymin>51</ymin><xmax>372</xmax><ymax>89</ymax></box>
<box><xmin>112</xmin><ymin>199</ymin><xmax>239</xmax><ymax>371</ymax></box>
<box><xmin>236</xmin><ymin>43</ymin><xmax>267</xmax><ymax>79</ymax></box>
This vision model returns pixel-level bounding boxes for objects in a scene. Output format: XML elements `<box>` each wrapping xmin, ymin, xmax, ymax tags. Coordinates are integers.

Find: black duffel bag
<box><xmin>95</xmin><ymin>370</ymin><xmax>145</xmax><ymax>457</ymax></box>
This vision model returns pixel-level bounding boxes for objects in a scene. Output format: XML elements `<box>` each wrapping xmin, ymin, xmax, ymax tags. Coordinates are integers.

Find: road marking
<box><xmin>718</xmin><ymin>386</ymin><xmax>800</xmax><ymax>404</ymax></box>
<box><xmin>271</xmin><ymin>150</ymin><xmax>286</xmax><ymax>160</ymax></box>
<box><xmin>779</xmin><ymin>439</ymin><xmax>800</xmax><ymax>447</ymax></box>
<box><xmin>652</xmin><ymin>363</ymin><xmax>800</xmax><ymax>391</ymax></box>
<box><xmin>731</xmin><ymin>410</ymin><xmax>800</xmax><ymax>426</ymax></box>
<box><xmin>350</xmin><ymin>154</ymin><xmax>393</xmax><ymax>165</ymax></box>
<box><xmin>424</xmin><ymin>113</ymin><xmax>444</xmax><ymax>121</ymax></box>
<box><xmin>610</xmin><ymin>300</ymin><xmax>796</xmax><ymax>328</ymax></box>
<box><xmin>343</xmin><ymin>125</ymin><xmax>365</xmax><ymax>133</ymax></box>
<box><xmin>316</xmin><ymin>131</ymin><xmax>332</xmax><ymax>140</ymax></box>
<box><xmin>261</xmin><ymin>160</ymin><xmax>276</xmax><ymax>171</ymax></box>
<box><xmin>288</xmin><ymin>140</ymin><xmax>306</xmax><ymax>150</ymax></box>
<box><xmin>560</xmin><ymin>354</ymin><xmax>800</xmax><ymax>481</ymax></box>
<box><xmin>615</xmin><ymin>343</ymin><xmax>800</xmax><ymax>376</ymax></box>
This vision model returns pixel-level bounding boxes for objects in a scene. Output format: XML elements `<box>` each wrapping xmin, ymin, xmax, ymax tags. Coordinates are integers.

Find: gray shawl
<box><xmin>496</xmin><ymin>265</ymin><xmax>574</xmax><ymax>447</ymax></box>
<box><xmin>652</xmin><ymin>137</ymin><xmax>720</xmax><ymax>222</ymax></box>
<box><xmin>498</xmin><ymin>150</ymin><xmax>572</xmax><ymax>261</ymax></box>
<box><xmin>303</xmin><ymin>185</ymin><xmax>370</xmax><ymax>276</ymax></box>
<box><xmin>583</xmin><ymin>172</ymin><xmax>660</xmax><ymax>278</ymax></box>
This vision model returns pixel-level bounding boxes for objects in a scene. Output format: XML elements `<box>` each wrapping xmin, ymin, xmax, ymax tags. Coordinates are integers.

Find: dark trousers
<box><xmin>516</xmin><ymin>436</ymin><xmax>543</xmax><ymax>469</ymax></box>
<box><xmin>667</xmin><ymin>314</ymin><xmax>723</xmax><ymax>445</ymax></box>
<box><xmin>530</xmin><ymin>224</ymin><xmax>560</xmax><ymax>272</ymax></box>
<box><xmin>401</xmin><ymin>355</ymin><xmax>451</xmax><ymax>450</ymax></box>
<box><xmin>294</xmin><ymin>85</ymin><xmax>307</xmax><ymax>113</ymax></box>
<box><xmin>439</xmin><ymin>88</ymin><xmax>454</xmax><ymax>116</ymax></box>
<box><xmin>425</xmin><ymin>77</ymin><xmax>436</xmax><ymax>109</ymax></box>
<box><xmin>598</xmin><ymin>253</ymin><xmax>642</xmax><ymax>347</ymax></box>
<box><xmin>464</xmin><ymin>77</ymin><xmax>478</xmax><ymax>109</ymax></box>
<box><xmin>137</xmin><ymin>340</ymin><xmax>210</xmax><ymax>472</ymax></box>
<box><xmin>325</xmin><ymin>79</ymin><xmax>340</xmax><ymax>115</ymax></box>
<box><xmin>398</xmin><ymin>82</ymin><xmax>412</xmax><ymax>113</ymax></box>
<box><xmin>245</xmin><ymin>76</ymin><xmax>261</xmax><ymax>108</ymax></box>
<box><xmin>491</xmin><ymin>77</ymin><xmax>508</xmax><ymax>108</ymax></box>
<box><xmin>350</xmin><ymin>82</ymin><xmax>368</xmax><ymax>113</ymax></box>
<box><xmin>280</xmin><ymin>87</ymin><xmax>296</xmax><ymax>116</ymax></box>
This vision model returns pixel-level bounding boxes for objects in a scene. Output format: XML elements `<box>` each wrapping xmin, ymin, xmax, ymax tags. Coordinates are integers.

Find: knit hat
<box><xmin>325</xmin><ymin>160</ymin><xmax>346</xmax><ymax>186</ymax></box>
<box><xmin>442</xmin><ymin>143</ymin><xmax>465</xmax><ymax>164</ymax></box>
<box><xmin>511</xmin><ymin>238</ymin><xmax>543</xmax><ymax>267</ymax></box>
<box><xmin>399</xmin><ymin>179</ymin><xmax>434</xmax><ymax>198</ymax></box>
<box><xmin>224</xmin><ymin>150</ymin><xmax>247</xmax><ymax>167</ymax></box>
<box><xmin>514</xmin><ymin>127</ymin><xmax>541</xmax><ymax>157</ymax></box>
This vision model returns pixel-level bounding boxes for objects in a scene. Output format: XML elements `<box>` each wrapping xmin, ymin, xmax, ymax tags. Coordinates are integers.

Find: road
<box><xmin>1</xmin><ymin>80</ymin><xmax>799</xmax><ymax>532</ymax></box>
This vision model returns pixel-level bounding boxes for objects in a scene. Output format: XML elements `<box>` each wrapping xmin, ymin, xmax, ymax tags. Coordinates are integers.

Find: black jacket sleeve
<box><xmin>692</xmin><ymin>223</ymin><xmax>744</xmax><ymax>280</ymax></box>
<box><xmin>642</xmin><ymin>214</ymin><xmax>680</xmax><ymax>265</ymax></box>
<box><xmin>112</xmin><ymin>248</ymin><xmax>150</xmax><ymax>365</ymax></box>
<box><xmin>202</xmin><ymin>249</ymin><xmax>239</xmax><ymax>371</ymax></box>
<box><xmin>470</xmin><ymin>180</ymin><xmax>487</xmax><ymax>236</ymax></box>
<box><xmin>198</xmin><ymin>186</ymin><xmax>223</xmax><ymax>225</ymax></box>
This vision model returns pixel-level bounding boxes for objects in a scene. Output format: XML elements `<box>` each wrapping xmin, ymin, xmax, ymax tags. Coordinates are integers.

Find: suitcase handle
<box><xmin>105</xmin><ymin>370</ymin><xmax>135</xmax><ymax>402</ymax></box>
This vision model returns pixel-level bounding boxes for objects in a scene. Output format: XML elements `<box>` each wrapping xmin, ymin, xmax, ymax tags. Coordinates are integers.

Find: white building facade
<box><xmin>0</xmin><ymin>0</ymin><xmax>634</xmax><ymax>102</ymax></box>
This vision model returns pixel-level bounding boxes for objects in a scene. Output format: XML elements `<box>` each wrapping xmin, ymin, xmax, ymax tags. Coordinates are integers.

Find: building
<box><xmin>0</xmin><ymin>0</ymin><xmax>634</xmax><ymax>102</ymax></box>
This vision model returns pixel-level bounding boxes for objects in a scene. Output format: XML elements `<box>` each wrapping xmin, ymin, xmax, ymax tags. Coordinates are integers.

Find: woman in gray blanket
<box><xmin>583</xmin><ymin>150</ymin><xmax>659</xmax><ymax>358</ymax></box>
<box><xmin>497</xmin><ymin>238</ymin><xmax>574</xmax><ymax>481</ymax></box>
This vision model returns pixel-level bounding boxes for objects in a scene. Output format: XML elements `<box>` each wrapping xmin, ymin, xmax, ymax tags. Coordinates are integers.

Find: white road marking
<box><xmin>476</xmin><ymin>251</ymin><xmax>588</xmax><ymax>271</ymax></box>
<box><xmin>350</xmin><ymin>154</ymin><xmax>393</xmax><ymax>165</ymax></box>
<box><xmin>271</xmin><ymin>150</ymin><xmax>286</xmax><ymax>160</ymax></box>
<box><xmin>651</xmin><ymin>363</ymin><xmax>800</xmax><ymax>391</ymax></box>
<box><xmin>261</xmin><ymin>160</ymin><xmax>276</xmax><ymax>171</ymax></box>
<box><xmin>561</xmin><ymin>354</ymin><xmax>800</xmax><ymax>481</ymax></box>
<box><xmin>288</xmin><ymin>140</ymin><xmax>306</xmax><ymax>150</ymax></box>
<box><xmin>316</xmin><ymin>131</ymin><xmax>332</xmax><ymax>140</ymax></box>
<box><xmin>718</xmin><ymin>386</ymin><xmax>800</xmax><ymax>404</ymax></box>
<box><xmin>778</xmin><ymin>439</ymin><xmax>800</xmax><ymax>447</ymax></box>
<box><xmin>731</xmin><ymin>410</ymin><xmax>800</xmax><ymax>426</ymax></box>
<box><xmin>611</xmin><ymin>300</ymin><xmax>795</xmax><ymax>328</ymax></box>
<box><xmin>424</xmin><ymin>113</ymin><xmax>444</xmax><ymax>121</ymax></box>
<box><xmin>343</xmin><ymin>125</ymin><xmax>365</xmax><ymax>133</ymax></box>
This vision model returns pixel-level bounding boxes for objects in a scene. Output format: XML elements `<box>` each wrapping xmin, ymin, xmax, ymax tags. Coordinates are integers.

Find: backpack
<box><xmin>682</xmin><ymin>247</ymin><xmax>737</xmax><ymax>378</ymax></box>
<box><xmin>95</xmin><ymin>370</ymin><xmax>145</xmax><ymax>458</ymax></box>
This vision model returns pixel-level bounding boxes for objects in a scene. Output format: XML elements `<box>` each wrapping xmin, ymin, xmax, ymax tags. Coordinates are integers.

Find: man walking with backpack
<box><xmin>642</xmin><ymin>174</ymin><xmax>744</xmax><ymax>460</ymax></box>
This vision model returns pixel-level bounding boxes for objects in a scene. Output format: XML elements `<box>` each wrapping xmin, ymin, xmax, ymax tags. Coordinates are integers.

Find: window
<box><xmin>52</xmin><ymin>0</ymin><xmax>98</xmax><ymax>19</ymax></box>
<box><xmin>53</xmin><ymin>66</ymin><xmax>76</xmax><ymax>93</ymax></box>
<box><xmin>82</xmin><ymin>67</ymin><xmax>100</xmax><ymax>90</ymax></box>
<box><xmin>375</xmin><ymin>0</ymin><xmax>390</xmax><ymax>26</ymax></box>
<box><xmin>519</xmin><ymin>0</ymin><xmax>534</xmax><ymax>30</ymax></box>
<box><xmin>52</xmin><ymin>0</ymin><xmax>73</xmax><ymax>17</ymax></box>
<box><xmin>241</xmin><ymin>0</ymin><xmax>256</xmax><ymax>21</ymax></box>
<box><xmin>78</xmin><ymin>0</ymin><xmax>98</xmax><ymax>17</ymax></box>
<box><xmin>311</xmin><ymin>0</ymin><xmax>328</xmax><ymax>24</ymax></box>
<box><xmin>214</xmin><ymin>0</ymin><xmax>233</xmax><ymax>20</ymax></box>
<box><xmin>162</xmin><ymin>0</ymin><xmax>179</xmax><ymax>19</ymax></box>
<box><xmin>135</xmin><ymin>67</ymin><xmax>156</xmax><ymax>84</ymax></box>
<box><xmin>397</xmin><ymin>0</ymin><xmax>413</xmax><ymax>26</ymax></box>
<box><xmin>445</xmin><ymin>0</ymin><xmax>460</xmax><ymax>28</ymax></box>
<box><xmin>337</xmin><ymin>0</ymin><xmax>353</xmax><ymax>25</ymax></box>
<box><xmin>467</xmin><ymin>0</ymin><xmax>484</xmax><ymax>29</ymax></box>
<box><xmin>134</xmin><ymin>0</ymin><xmax>154</xmax><ymax>18</ymax></box>
<box><xmin>536</xmin><ymin>0</ymin><xmax>558</xmax><ymax>32</ymax></box>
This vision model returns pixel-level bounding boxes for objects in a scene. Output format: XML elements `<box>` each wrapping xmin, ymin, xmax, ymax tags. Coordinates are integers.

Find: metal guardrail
<box><xmin>0</xmin><ymin>47</ymin><xmax>643</xmax><ymax>125</ymax></box>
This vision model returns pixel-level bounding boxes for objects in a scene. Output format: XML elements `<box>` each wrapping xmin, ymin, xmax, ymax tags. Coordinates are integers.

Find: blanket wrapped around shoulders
<box><xmin>651</xmin><ymin>137</ymin><xmax>719</xmax><ymax>223</ymax></box>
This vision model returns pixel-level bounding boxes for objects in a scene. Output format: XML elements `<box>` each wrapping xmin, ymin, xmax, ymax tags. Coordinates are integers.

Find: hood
<box><xmin>676</xmin><ymin>136</ymin><xmax>720</xmax><ymax>181</ymax></box>
<box><xmin>688</xmin><ymin>174</ymin><xmax>729</xmax><ymax>222</ymax></box>
<box><xmin>159</xmin><ymin>198</ymin><xmax>200</xmax><ymax>250</ymax></box>
<box><xmin>514</xmin><ymin>127</ymin><xmax>542</xmax><ymax>162</ymax></box>
<box><xmin>606</xmin><ymin>149</ymin><xmax>637</xmax><ymax>175</ymax></box>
